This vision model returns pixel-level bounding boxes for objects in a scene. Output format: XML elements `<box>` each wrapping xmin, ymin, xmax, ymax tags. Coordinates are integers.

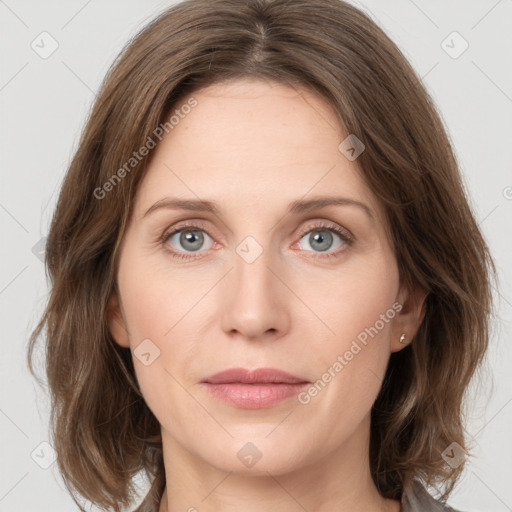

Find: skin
<box><xmin>108</xmin><ymin>78</ymin><xmax>426</xmax><ymax>512</ymax></box>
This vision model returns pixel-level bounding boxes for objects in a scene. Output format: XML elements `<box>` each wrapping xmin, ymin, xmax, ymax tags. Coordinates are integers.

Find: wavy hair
<box><xmin>27</xmin><ymin>0</ymin><xmax>497</xmax><ymax>510</ymax></box>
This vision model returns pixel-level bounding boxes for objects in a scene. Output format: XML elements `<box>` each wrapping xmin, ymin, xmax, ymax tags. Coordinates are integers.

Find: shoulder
<box><xmin>401</xmin><ymin>479</ymin><xmax>462</xmax><ymax>512</ymax></box>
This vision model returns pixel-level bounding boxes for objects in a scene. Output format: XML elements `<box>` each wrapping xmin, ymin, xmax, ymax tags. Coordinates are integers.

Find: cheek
<box><xmin>118</xmin><ymin>259</ymin><xmax>200</xmax><ymax>428</ymax></box>
<box><xmin>309</xmin><ymin>252</ymin><xmax>399</xmax><ymax>347</ymax></box>
<box><xmin>118</xmin><ymin>250</ymin><xmax>205</xmax><ymax>341</ymax></box>
<box><xmin>117</xmin><ymin>252</ymin><xmax>217</xmax><ymax>399</ymax></box>
<box><xmin>300</xmin><ymin>254</ymin><xmax>399</xmax><ymax>406</ymax></box>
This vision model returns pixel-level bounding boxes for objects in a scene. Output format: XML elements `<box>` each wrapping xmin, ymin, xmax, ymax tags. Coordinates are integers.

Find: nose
<box><xmin>220</xmin><ymin>242</ymin><xmax>291</xmax><ymax>342</ymax></box>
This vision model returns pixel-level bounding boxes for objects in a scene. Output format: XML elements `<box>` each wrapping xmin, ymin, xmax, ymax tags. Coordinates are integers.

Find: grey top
<box><xmin>402</xmin><ymin>480</ymin><xmax>460</xmax><ymax>511</ymax></box>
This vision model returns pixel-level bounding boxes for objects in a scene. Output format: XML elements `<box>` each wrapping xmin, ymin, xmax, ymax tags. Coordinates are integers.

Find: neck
<box><xmin>157</xmin><ymin>413</ymin><xmax>401</xmax><ymax>512</ymax></box>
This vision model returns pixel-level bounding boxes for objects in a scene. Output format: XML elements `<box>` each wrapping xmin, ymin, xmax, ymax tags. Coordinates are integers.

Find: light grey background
<box><xmin>1</xmin><ymin>1</ymin><xmax>511</xmax><ymax>511</ymax></box>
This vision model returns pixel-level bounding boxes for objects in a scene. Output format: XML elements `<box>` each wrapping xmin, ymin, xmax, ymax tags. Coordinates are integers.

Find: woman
<box><xmin>27</xmin><ymin>0</ymin><xmax>497</xmax><ymax>511</ymax></box>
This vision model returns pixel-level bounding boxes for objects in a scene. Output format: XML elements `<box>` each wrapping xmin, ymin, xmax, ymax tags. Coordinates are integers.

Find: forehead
<box><xmin>133</xmin><ymin>78</ymin><xmax>382</xmax><ymax>223</ymax></box>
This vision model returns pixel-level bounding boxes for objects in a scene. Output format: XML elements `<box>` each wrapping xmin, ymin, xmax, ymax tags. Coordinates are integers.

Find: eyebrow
<box><xmin>143</xmin><ymin>196</ymin><xmax>374</xmax><ymax>222</ymax></box>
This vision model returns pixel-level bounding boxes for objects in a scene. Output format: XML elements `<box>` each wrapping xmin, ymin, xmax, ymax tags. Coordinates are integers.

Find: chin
<box><xmin>196</xmin><ymin>436</ymin><xmax>312</xmax><ymax>476</ymax></box>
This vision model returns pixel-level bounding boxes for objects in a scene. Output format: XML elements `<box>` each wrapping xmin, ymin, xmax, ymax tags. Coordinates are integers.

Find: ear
<box><xmin>390</xmin><ymin>282</ymin><xmax>427</xmax><ymax>353</ymax></box>
<box><xmin>107</xmin><ymin>291</ymin><xmax>130</xmax><ymax>348</ymax></box>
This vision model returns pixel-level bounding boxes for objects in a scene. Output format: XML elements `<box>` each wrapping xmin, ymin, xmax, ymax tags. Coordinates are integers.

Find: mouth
<box><xmin>200</xmin><ymin>367</ymin><xmax>310</xmax><ymax>409</ymax></box>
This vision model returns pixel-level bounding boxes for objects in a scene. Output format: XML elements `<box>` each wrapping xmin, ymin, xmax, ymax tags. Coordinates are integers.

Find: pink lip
<box><xmin>201</xmin><ymin>367</ymin><xmax>310</xmax><ymax>409</ymax></box>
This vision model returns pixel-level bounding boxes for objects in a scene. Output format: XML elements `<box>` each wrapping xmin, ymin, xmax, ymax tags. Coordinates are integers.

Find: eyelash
<box><xmin>160</xmin><ymin>220</ymin><xmax>354</xmax><ymax>261</ymax></box>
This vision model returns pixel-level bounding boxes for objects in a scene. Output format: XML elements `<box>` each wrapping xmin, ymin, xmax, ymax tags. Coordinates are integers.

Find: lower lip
<box><xmin>202</xmin><ymin>382</ymin><xmax>309</xmax><ymax>409</ymax></box>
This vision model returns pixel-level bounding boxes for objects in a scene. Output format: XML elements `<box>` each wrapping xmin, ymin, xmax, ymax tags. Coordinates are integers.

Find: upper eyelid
<box><xmin>297</xmin><ymin>221</ymin><xmax>352</xmax><ymax>238</ymax></box>
<box><xmin>163</xmin><ymin>219</ymin><xmax>352</xmax><ymax>243</ymax></box>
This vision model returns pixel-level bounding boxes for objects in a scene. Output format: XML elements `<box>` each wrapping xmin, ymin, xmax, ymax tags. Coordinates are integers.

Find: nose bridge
<box><xmin>220</xmin><ymin>234</ymin><xmax>289</xmax><ymax>339</ymax></box>
<box><xmin>235</xmin><ymin>237</ymin><xmax>274</xmax><ymax>295</ymax></box>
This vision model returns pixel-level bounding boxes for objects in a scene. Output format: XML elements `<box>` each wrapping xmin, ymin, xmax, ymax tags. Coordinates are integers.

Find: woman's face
<box><xmin>108</xmin><ymin>78</ymin><xmax>424</xmax><ymax>476</ymax></box>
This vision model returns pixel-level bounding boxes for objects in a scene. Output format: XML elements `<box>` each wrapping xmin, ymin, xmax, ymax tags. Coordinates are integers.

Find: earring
<box><xmin>399</xmin><ymin>333</ymin><xmax>406</xmax><ymax>344</ymax></box>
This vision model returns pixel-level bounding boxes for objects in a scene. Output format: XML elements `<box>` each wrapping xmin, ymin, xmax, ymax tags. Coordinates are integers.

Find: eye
<box><xmin>162</xmin><ymin>222</ymin><xmax>215</xmax><ymax>260</ymax></box>
<box><xmin>294</xmin><ymin>221</ymin><xmax>353</xmax><ymax>259</ymax></box>
<box><xmin>161</xmin><ymin>220</ymin><xmax>353</xmax><ymax>261</ymax></box>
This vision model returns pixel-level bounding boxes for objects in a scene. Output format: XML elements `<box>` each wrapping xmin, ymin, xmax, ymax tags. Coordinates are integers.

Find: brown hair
<box><xmin>27</xmin><ymin>0</ymin><xmax>497</xmax><ymax>510</ymax></box>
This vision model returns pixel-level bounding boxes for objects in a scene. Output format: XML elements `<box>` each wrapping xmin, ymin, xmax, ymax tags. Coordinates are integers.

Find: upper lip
<box><xmin>201</xmin><ymin>367</ymin><xmax>310</xmax><ymax>385</ymax></box>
